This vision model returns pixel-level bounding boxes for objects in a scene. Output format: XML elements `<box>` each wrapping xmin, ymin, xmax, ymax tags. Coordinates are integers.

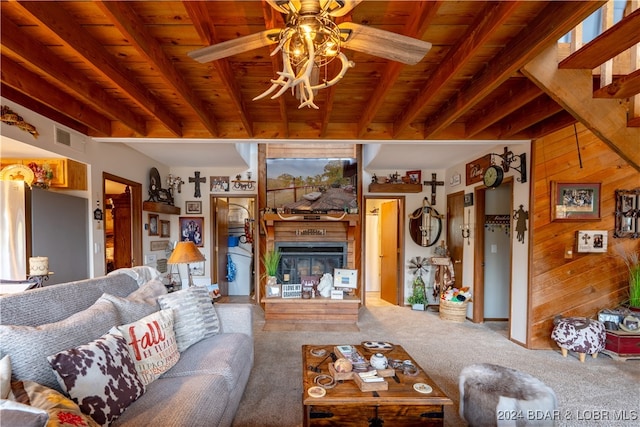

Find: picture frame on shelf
<box><xmin>406</xmin><ymin>170</ymin><xmax>421</xmax><ymax>184</ymax></box>
<box><xmin>148</xmin><ymin>213</ymin><xmax>159</xmax><ymax>236</ymax></box>
<box><xmin>160</xmin><ymin>220</ymin><xmax>170</xmax><ymax>238</ymax></box>
<box><xmin>185</xmin><ymin>201</ymin><xmax>201</xmax><ymax>214</ymax></box>
<box><xmin>179</xmin><ymin>216</ymin><xmax>204</xmax><ymax>247</ymax></box>
<box><xmin>576</xmin><ymin>230</ymin><xmax>608</xmax><ymax>253</ymax></box>
<box><xmin>551</xmin><ymin>182</ymin><xmax>601</xmax><ymax>221</ymax></box>
<box><xmin>266</xmin><ymin>282</ymin><xmax>281</xmax><ymax>298</ymax></box>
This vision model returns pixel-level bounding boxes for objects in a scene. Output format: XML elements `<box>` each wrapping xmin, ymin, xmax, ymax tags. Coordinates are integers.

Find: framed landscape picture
<box><xmin>551</xmin><ymin>182</ymin><xmax>601</xmax><ymax>221</ymax></box>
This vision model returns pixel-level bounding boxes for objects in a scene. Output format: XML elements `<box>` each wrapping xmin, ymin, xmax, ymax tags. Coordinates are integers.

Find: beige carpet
<box><xmin>231</xmin><ymin>296</ymin><xmax>640</xmax><ymax>427</ymax></box>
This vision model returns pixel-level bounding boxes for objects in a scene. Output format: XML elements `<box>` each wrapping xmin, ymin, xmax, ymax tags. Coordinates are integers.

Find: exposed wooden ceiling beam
<box><xmin>98</xmin><ymin>1</ymin><xmax>218</xmax><ymax>137</ymax></box>
<box><xmin>183</xmin><ymin>1</ymin><xmax>254</xmax><ymax>137</ymax></box>
<box><xmin>0</xmin><ymin>84</ymin><xmax>90</xmax><ymax>136</ymax></box>
<box><xmin>499</xmin><ymin>94</ymin><xmax>564</xmax><ymax>138</ymax></box>
<box><xmin>356</xmin><ymin>1</ymin><xmax>443</xmax><ymax>138</ymax></box>
<box><xmin>0</xmin><ymin>13</ymin><xmax>146</xmax><ymax>136</ymax></box>
<box><xmin>393</xmin><ymin>1</ymin><xmax>522</xmax><ymax>138</ymax></box>
<box><xmin>593</xmin><ymin>69</ymin><xmax>640</xmax><ymax>99</ymax></box>
<box><xmin>421</xmin><ymin>1</ymin><xmax>606</xmax><ymax>139</ymax></box>
<box><xmin>521</xmin><ymin>110</ymin><xmax>578</xmax><ymax>139</ymax></box>
<box><xmin>465</xmin><ymin>79</ymin><xmax>542</xmax><ymax>138</ymax></box>
<box><xmin>13</xmin><ymin>1</ymin><xmax>183</xmax><ymax>137</ymax></box>
<box><xmin>559</xmin><ymin>7</ymin><xmax>640</xmax><ymax>69</ymax></box>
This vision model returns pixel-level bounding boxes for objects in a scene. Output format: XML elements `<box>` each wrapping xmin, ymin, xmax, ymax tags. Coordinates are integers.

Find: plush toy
<box><xmin>318</xmin><ymin>273</ymin><xmax>333</xmax><ymax>297</ymax></box>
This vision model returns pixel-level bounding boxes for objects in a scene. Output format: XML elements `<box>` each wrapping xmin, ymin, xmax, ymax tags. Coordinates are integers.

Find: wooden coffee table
<box><xmin>302</xmin><ymin>344</ymin><xmax>453</xmax><ymax>426</ymax></box>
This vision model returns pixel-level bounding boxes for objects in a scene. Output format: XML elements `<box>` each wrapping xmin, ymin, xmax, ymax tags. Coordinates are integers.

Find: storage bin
<box><xmin>439</xmin><ymin>299</ymin><xmax>468</xmax><ymax>322</ymax></box>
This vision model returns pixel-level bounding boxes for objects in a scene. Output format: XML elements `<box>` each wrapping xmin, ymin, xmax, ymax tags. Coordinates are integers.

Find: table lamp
<box><xmin>167</xmin><ymin>241</ymin><xmax>205</xmax><ymax>287</ymax></box>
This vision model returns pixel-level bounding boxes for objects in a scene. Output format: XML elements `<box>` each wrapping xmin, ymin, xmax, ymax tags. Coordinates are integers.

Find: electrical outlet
<box><xmin>144</xmin><ymin>254</ymin><xmax>157</xmax><ymax>264</ymax></box>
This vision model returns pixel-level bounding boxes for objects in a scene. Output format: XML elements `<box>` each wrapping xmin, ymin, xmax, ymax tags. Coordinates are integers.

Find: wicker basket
<box><xmin>439</xmin><ymin>299</ymin><xmax>468</xmax><ymax>322</ymax></box>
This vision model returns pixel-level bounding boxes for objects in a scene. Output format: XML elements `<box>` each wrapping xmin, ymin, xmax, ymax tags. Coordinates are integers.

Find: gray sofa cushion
<box><xmin>0</xmin><ymin>299</ymin><xmax>119</xmax><ymax>391</ymax></box>
<box><xmin>98</xmin><ymin>279</ymin><xmax>166</xmax><ymax>324</ymax></box>
<box><xmin>161</xmin><ymin>333</ymin><xmax>253</xmax><ymax>391</ymax></box>
<box><xmin>112</xmin><ymin>374</ymin><xmax>229</xmax><ymax>427</ymax></box>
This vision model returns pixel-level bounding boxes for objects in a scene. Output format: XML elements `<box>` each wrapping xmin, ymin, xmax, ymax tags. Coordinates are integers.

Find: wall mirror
<box><xmin>409</xmin><ymin>198</ymin><xmax>443</xmax><ymax>247</ymax></box>
<box><xmin>614</xmin><ymin>189</ymin><xmax>639</xmax><ymax>238</ymax></box>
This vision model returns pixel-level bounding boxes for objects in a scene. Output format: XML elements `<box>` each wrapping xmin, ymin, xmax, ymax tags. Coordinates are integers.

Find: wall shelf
<box><xmin>143</xmin><ymin>201</ymin><xmax>180</xmax><ymax>215</ymax></box>
<box><xmin>369</xmin><ymin>183</ymin><xmax>422</xmax><ymax>193</ymax></box>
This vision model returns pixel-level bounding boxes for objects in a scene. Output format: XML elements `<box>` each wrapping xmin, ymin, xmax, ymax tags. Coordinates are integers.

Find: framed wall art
<box><xmin>210</xmin><ymin>176</ymin><xmax>230</xmax><ymax>192</ymax></box>
<box><xmin>185</xmin><ymin>201</ymin><xmax>201</xmax><ymax>214</ymax></box>
<box><xmin>614</xmin><ymin>188</ymin><xmax>640</xmax><ymax>238</ymax></box>
<box><xmin>406</xmin><ymin>170</ymin><xmax>421</xmax><ymax>184</ymax></box>
<box><xmin>160</xmin><ymin>220</ymin><xmax>170</xmax><ymax>238</ymax></box>
<box><xmin>148</xmin><ymin>213</ymin><xmax>159</xmax><ymax>236</ymax></box>
<box><xmin>577</xmin><ymin>230</ymin><xmax>608</xmax><ymax>253</ymax></box>
<box><xmin>551</xmin><ymin>182</ymin><xmax>601</xmax><ymax>221</ymax></box>
<box><xmin>150</xmin><ymin>240</ymin><xmax>169</xmax><ymax>251</ymax></box>
<box><xmin>179</xmin><ymin>216</ymin><xmax>204</xmax><ymax>247</ymax></box>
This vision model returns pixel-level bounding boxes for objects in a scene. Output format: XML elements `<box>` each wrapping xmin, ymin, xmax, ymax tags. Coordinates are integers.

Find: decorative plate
<box><xmin>361</xmin><ymin>341</ymin><xmax>395</xmax><ymax>352</ymax></box>
<box><xmin>0</xmin><ymin>164</ymin><xmax>35</xmax><ymax>186</ymax></box>
<box><xmin>413</xmin><ymin>383</ymin><xmax>433</xmax><ymax>394</ymax></box>
<box><xmin>307</xmin><ymin>386</ymin><xmax>326</xmax><ymax>398</ymax></box>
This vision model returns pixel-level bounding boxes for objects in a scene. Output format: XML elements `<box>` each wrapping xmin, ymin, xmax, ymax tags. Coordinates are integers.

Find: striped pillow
<box><xmin>157</xmin><ymin>290</ymin><xmax>206</xmax><ymax>352</ymax></box>
<box><xmin>189</xmin><ymin>286</ymin><xmax>220</xmax><ymax>337</ymax></box>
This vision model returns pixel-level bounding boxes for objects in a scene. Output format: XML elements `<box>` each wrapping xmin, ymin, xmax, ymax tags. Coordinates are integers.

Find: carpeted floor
<box><xmin>230</xmin><ymin>295</ymin><xmax>640</xmax><ymax>427</ymax></box>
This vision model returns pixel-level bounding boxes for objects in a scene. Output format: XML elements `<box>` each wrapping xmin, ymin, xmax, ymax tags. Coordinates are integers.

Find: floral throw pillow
<box><xmin>111</xmin><ymin>309</ymin><xmax>180</xmax><ymax>386</ymax></box>
<box><xmin>47</xmin><ymin>333</ymin><xmax>145</xmax><ymax>426</ymax></box>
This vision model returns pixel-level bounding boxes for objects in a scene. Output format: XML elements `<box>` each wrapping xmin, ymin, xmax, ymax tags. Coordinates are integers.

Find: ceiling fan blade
<box><xmin>188</xmin><ymin>29</ymin><xmax>280</xmax><ymax>63</ymax></box>
<box><xmin>325</xmin><ymin>0</ymin><xmax>364</xmax><ymax>17</ymax></box>
<box><xmin>339</xmin><ymin>22</ymin><xmax>432</xmax><ymax>65</ymax></box>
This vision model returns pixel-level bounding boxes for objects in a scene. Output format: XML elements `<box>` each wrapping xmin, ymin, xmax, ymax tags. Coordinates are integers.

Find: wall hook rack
<box><xmin>490</xmin><ymin>146</ymin><xmax>527</xmax><ymax>183</ymax></box>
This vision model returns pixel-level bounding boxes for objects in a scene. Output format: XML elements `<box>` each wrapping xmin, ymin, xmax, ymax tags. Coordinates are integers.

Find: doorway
<box><xmin>103</xmin><ymin>173</ymin><xmax>142</xmax><ymax>274</ymax></box>
<box><xmin>472</xmin><ymin>179</ymin><xmax>513</xmax><ymax>325</ymax></box>
<box><xmin>364</xmin><ymin>197</ymin><xmax>404</xmax><ymax>306</ymax></box>
<box><xmin>210</xmin><ymin>195</ymin><xmax>257</xmax><ymax>297</ymax></box>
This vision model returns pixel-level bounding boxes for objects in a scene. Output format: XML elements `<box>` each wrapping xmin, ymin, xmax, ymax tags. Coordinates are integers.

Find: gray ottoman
<box><xmin>459</xmin><ymin>363</ymin><xmax>557</xmax><ymax>427</ymax></box>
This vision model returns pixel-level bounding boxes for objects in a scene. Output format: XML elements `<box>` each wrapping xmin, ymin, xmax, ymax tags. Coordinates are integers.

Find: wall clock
<box><xmin>483</xmin><ymin>165</ymin><xmax>504</xmax><ymax>188</ymax></box>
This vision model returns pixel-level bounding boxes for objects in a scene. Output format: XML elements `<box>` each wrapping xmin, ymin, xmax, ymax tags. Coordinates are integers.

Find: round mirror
<box><xmin>409</xmin><ymin>204</ymin><xmax>443</xmax><ymax>247</ymax></box>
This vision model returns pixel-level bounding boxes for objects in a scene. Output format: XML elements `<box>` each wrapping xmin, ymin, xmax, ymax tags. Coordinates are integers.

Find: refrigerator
<box><xmin>1</xmin><ymin>180</ymin><xmax>89</xmax><ymax>284</ymax></box>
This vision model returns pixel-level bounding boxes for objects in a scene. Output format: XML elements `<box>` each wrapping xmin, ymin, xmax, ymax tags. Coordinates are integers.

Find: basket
<box><xmin>439</xmin><ymin>299</ymin><xmax>468</xmax><ymax>322</ymax></box>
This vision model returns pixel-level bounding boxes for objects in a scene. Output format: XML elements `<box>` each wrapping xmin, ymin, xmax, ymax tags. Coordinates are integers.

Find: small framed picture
<box><xmin>150</xmin><ymin>240</ymin><xmax>169</xmax><ymax>251</ymax></box>
<box><xmin>464</xmin><ymin>192</ymin><xmax>474</xmax><ymax>207</ymax></box>
<box><xmin>551</xmin><ymin>182</ymin><xmax>601</xmax><ymax>221</ymax></box>
<box><xmin>266</xmin><ymin>283</ymin><xmax>281</xmax><ymax>298</ymax></box>
<box><xmin>406</xmin><ymin>170</ymin><xmax>421</xmax><ymax>184</ymax></box>
<box><xmin>185</xmin><ymin>201</ymin><xmax>201</xmax><ymax>214</ymax></box>
<box><xmin>210</xmin><ymin>176</ymin><xmax>230</xmax><ymax>192</ymax></box>
<box><xmin>179</xmin><ymin>216</ymin><xmax>204</xmax><ymax>247</ymax></box>
<box><xmin>577</xmin><ymin>230</ymin><xmax>608</xmax><ymax>253</ymax></box>
<box><xmin>160</xmin><ymin>220</ymin><xmax>170</xmax><ymax>238</ymax></box>
<box><xmin>148</xmin><ymin>213</ymin><xmax>159</xmax><ymax>236</ymax></box>
<box><xmin>189</xmin><ymin>261</ymin><xmax>205</xmax><ymax>276</ymax></box>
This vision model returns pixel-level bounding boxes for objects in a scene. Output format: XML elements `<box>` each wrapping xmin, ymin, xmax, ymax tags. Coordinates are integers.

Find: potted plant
<box><xmin>262</xmin><ymin>249</ymin><xmax>281</xmax><ymax>287</ymax></box>
<box><xmin>616</xmin><ymin>245</ymin><xmax>640</xmax><ymax>309</ymax></box>
<box><xmin>408</xmin><ymin>277</ymin><xmax>427</xmax><ymax>310</ymax></box>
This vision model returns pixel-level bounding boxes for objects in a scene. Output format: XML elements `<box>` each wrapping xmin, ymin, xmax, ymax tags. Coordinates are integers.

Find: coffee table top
<box><xmin>302</xmin><ymin>344</ymin><xmax>453</xmax><ymax>406</ymax></box>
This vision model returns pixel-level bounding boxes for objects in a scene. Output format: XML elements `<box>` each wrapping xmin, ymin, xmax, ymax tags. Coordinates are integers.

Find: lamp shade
<box><xmin>167</xmin><ymin>241</ymin><xmax>205</xmax><ymax>264</ymax></box>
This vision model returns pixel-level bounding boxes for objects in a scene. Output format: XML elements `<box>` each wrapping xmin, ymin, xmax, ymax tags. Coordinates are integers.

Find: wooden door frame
<box><xmin>446</xmin><ymin>190</ymin><xmax>465</xmax><ymax>287</ymax></box>
<box><xmin>362</xmin><ymin>195</ymin><xmax>405</xmax><ymax>306</ymax></box>
<box><xmin>102</xmin><ymin>172</ymin><xmax>142</xmax><ymax>270</ymax></box>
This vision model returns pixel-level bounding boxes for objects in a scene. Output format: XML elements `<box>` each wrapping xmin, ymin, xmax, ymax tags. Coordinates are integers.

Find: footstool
<box><xmin>459</xmin><ymin>363</ymin><xmax>557</xmax><ymax>427</ymax></box>
<box><xmin>551</xmin><ymin>316</ymin><xmax>606</xmax><ymax>362</ymax></box>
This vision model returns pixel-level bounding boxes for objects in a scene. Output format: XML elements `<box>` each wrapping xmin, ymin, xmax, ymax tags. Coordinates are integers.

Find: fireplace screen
<box><xmin>276</xmin><ymin>243</ymin><xmax>346</xmax><ymax>284</ymax></box>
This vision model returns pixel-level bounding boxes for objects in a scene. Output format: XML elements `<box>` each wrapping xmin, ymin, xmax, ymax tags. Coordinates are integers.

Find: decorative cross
<box><xmin>188</xmin><ymin>171</ymin><xmax>206</xmax><ymax>198</ymax></box>
<box><xmin>424</xmin><ymin>173</ymin><xmax>444</xmax><ymax>205</ymax></box>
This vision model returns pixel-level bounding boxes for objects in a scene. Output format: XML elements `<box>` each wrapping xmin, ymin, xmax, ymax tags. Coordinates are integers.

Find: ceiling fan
<box><xmin>188</xmin><ymin>0</ymin><xmax>432</xmax><ymax>109</ymax></box>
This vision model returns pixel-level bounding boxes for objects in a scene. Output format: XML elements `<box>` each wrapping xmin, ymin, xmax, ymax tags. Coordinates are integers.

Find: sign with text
<box><xmin>466</xmin><ymin>154</ymin><xmax>492</xmax><ymax>186</ymax></box>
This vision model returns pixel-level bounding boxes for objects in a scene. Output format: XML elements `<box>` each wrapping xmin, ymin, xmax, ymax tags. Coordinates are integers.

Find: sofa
<box><xmin>0</xmin><ymin>268</ymin><xmax>254</xmax><ymax>426</ymax></box>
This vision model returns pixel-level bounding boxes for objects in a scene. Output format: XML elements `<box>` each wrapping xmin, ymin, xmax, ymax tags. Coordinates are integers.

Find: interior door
<box><xmin>380</xmin><ymin>200</ymin><xmax>399</xmax><ymax>305</ymax></box>
<box><xmin>214</xmin><ymin>198</ymin><xmax>229</xmax><ymax>295</ymax></box>
<box><xmin>112</xmin><ymin>189</ymin><xmax>132</xmax><ymax>270</ymax></box>
<box><xmin>447</xmin><ymin>191</ymin><xmax>465</xmax><ymax>286</ymax></box>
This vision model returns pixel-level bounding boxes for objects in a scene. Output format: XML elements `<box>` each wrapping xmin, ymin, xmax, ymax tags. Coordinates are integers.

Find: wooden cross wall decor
<box><xmin>189</xmin><ymin>171</ymin><xmax>206</xmax><ymax>198</ymax></box>
<box><xmin>424</xmin><ymin>173</ymin><xmax>444</xmax><ymax>205</ymax></box>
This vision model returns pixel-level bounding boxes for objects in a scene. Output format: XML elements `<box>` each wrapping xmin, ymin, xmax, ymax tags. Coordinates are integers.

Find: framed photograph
<box><xmin>266</xmin><ymin>282</ymin><xmax>281</xmax><ymax>298</ymax></box>
<box><xmin>577</xmin><ymin>230</ymin><xmax>608</xmax><ymax>253</ymax></box>
<box><xmin>150</xmin><ymin>240</ymin><xmax>169</xmax><ymax>251</ymax></box>
<box><xmin>406</xmin><ymin>170</ymin><xmax>421</xmax><ymax>184</ymax></box>
<box><xmin>148</xmin><ymin>213</ymin><xmax>159</xmax><ymax>236</ymax></box>
<box><xmin>551</xmin><ymin>182</ymin><xmax>601</xmax><ymax>221</ymax></box>
<box><xmin>179</xmin><ymin>216</ymin><xmax>204</xmax><ymax>247</ymax></box>
<box><xmin>189</xmin><ymin>261</ymin><xmax>205</xmax><ymax>276</ymax></box>
<box><xmin>160</xmin><ymin>220</ymin><xmax>170</xmax><ymax>238</ymax></box>
<box><xmin>333</xmin><ymin>268</ymin><xmax>358</xmax><ymax>289</ymax></box>
<box><xmin>185</xmin><ymin>201</ymin><xmax>201</xmax><ymax>214</ymax></box>
<box><xmin>210</xmin><ymin>176</ymin><xmax>230</xmax><ymax>192</ymax></box>
<box><xmin>464</xmin><ymin>192</ymin><xmax>474</xmax><ymax>207</ymax></box>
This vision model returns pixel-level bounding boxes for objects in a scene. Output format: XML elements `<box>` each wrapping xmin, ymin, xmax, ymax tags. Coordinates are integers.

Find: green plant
<box><xmin>615</xmin><ymin>246</ymin><xmax>640</xmax><ymax>308</ymax></box>
<box><xmin>262</xmin><ymin>249</ymin><xmax>281</xmax><ymax>277</ymax></box>
<box><xmin>407</xmin><ymin>276</ymin><xmax>427</xmax><ymax>305</ymax></box>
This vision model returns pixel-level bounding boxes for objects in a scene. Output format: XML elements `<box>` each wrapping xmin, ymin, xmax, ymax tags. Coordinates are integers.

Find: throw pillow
<box><xmin>8</xmin><ymin>379</ymin><xmax>100</xmax><ymax>427</ymax></box>
<box><xmin>0</xmin><ymin>299</ymin><xmax>119</xmax><ymax>392</ymax></box>
<box><xmin>1</xmin><ymin>355</ymin><xmax>11</xmax><ymax>399</ymax></box>
<box><xmin>47</xmin><ymin>333</ymin><xmax>144</xmax><ymax>426</ymax></box>
<box><xmin>0</xmin><ymin>400</ymin><xmax>49</xmax><ymax>427</ymax></box>
<box><xmin>110</xmin><ymin>309</ymin><xmax>179</xmax><ymax>385</ymax></box>
<box><xmin>190</xmin><ymin>285</ymin><xmax>221</xmax><ymax>337</ymax></box>
<box><xmin>98</xmin><ymin>278</ymin><xmax>166</xmax><ymax>324</ymax></box>
<box><xmin>157</xmin><ymin>290</ymin><xmax>206</xmax><ymax>352</ymax></box>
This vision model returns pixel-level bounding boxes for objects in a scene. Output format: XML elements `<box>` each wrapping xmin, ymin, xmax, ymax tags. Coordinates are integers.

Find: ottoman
<box><xmin>459</xmin><ymin>363</ymin><xmax>557</xmax><ymax>427</ymax></box>
<box><xmin>551</xmin><ymin>316</ymin><xmax>606</xmax><ymax>362</ymax></box>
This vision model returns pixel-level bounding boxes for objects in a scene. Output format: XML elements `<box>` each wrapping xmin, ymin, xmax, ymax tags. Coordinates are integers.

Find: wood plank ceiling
<box><xmin>2</xmin><ymin>0</ymin><xmax>633</xmax><ymax>144</ymax></box>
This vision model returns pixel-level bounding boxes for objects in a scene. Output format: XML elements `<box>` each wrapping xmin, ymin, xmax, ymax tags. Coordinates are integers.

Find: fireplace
<box><xmin>275</xmin><ymin>242</ymin><xmax>346</xmax><ymax>284</ymax></box>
